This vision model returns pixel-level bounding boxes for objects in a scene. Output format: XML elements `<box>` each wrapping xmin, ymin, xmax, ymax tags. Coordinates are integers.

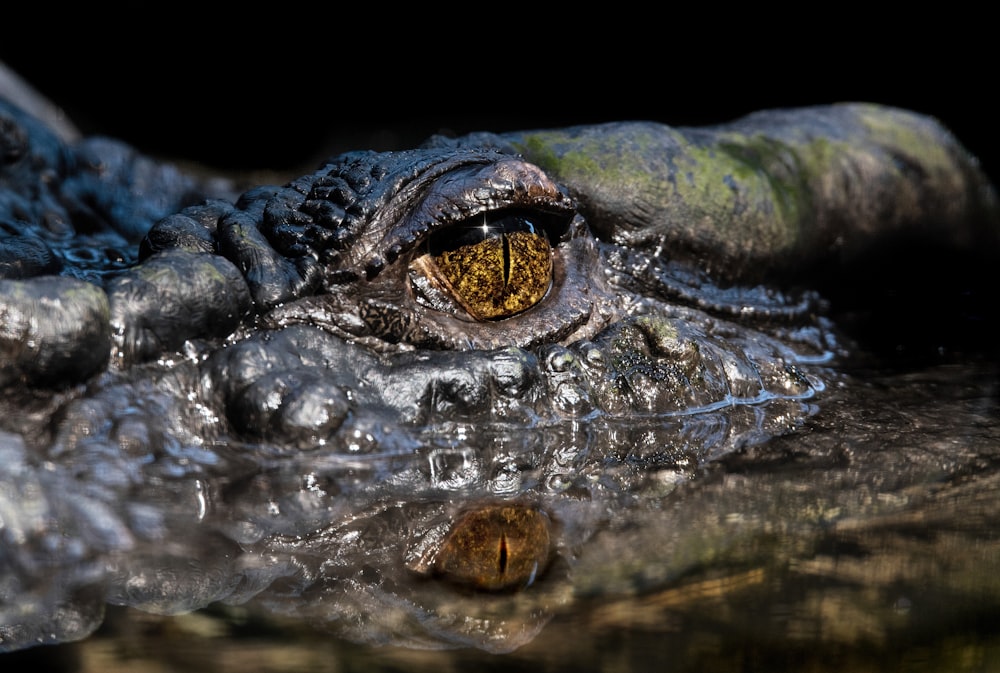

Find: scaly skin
<box><xmin>1</xmin><ymin>89</ymin><xmax>998</xmax><ymax>654</ymax></box>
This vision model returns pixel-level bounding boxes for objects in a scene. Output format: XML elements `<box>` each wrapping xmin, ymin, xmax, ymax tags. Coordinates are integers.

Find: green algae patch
<box><xmin>855</xmin><ymin>104</ymin><xmax>961</xmax><ymax>177</ymax></box>
<box><xmin>670</xmin><ymin>137</ymin><xmax>806</xmax><ymax>261</ymax></box>
<box><xmin>513</xmin><ymin>134</ymin><xmax>598</xmax><ymax>179</ymax></box>
<box><xmin>507</xmin><ymin>123</ymin><xmax>809</xmax><ymax>273</ymax></box>
<box><xmin>712</xmin><ymin>133</ymin><xmax>816</xmax><ymax>225</ymax></box>
<box><xmin>502</xmin><ymin>105</ymin><xmax>999</xmax><ymax>282</ymax></box>
<box><xmin>510</xmin><ymin>125</ymin><xmax>669</xmax><ymax>198</ymax></box>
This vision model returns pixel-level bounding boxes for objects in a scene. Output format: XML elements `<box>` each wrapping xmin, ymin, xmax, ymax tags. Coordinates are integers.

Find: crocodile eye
<box><xmin>260</xmin><ymin>153</ymin><xmax>604</xmax><ymax>350</ymax></box>
<box><xmin>410</xmin><ymin>211</ymin><xmax>555</xmax><ymax>321</ymax></box>
<box><xmin>434</xmin><ymin>504</ymin><xmax>552</xmax><ymax>591</ymax></box>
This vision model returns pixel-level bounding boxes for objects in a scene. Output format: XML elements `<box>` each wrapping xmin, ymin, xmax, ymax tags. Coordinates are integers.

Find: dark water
<box><xmin>5</xmin><ymin>352</ymin><xmax>998</xmax><ymax>673</ymax></box>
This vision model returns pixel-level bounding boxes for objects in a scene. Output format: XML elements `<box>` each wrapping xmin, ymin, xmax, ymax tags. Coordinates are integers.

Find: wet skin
<box><xmin>1</xmin><ymin>92</ymin><xmax>998</xmax><ymax>653</ymax></box>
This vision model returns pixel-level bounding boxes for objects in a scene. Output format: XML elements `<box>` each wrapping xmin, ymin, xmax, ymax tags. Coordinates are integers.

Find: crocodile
<box><xmin>1</xmin><ymin>69</ymin><xmax>999</xmax><ymax>657</ymax></box>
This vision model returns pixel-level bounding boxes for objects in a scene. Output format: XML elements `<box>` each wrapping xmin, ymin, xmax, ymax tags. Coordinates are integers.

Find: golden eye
<box><xmin>410</xmin><ymin>212</ymin><xmax>554</xmax><ymax>321</ymax></box>
<box><xmin>433</xmin><ymin>504</ymin><xmax>552</xmax><ymax>591</ymax></box>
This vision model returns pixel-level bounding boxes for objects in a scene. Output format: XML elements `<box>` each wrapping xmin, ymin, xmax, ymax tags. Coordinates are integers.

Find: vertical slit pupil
<box><xmin>498</xmin><ymin>533</ymin><xmax>508</xmax><ymax>575</ymax></box>
<box><xmin>420</xmin><ymin>209</ymin><xmax>565</xmax><ymax>321</ymax></box>
<box><xmin>501</xmin><ymin>233</ymin><xmax>511</xmax><ymax>286</ymax></box>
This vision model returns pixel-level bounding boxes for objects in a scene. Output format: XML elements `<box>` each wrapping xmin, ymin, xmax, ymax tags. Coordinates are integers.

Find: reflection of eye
<box><xmin>433</xmin><ymin>504</ymin><xmax>552</xmax><ymax>591</ymax></box>
<box><xmin>409</xmin><ymin>210</ymin><xmax>566</xmax><ymax>321</ymax></box>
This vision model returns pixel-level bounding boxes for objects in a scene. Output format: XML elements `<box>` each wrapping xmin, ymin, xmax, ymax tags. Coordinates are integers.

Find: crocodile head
<box><xmin>1</xmin><ymin>94</ymin><xmax>997</xmax><ymax>653</ymax></box>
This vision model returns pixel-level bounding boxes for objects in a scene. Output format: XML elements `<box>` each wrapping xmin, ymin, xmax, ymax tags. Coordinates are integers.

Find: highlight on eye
<box><xmin>409</xmin><ymin>210</ymin><xmax>561</xmax><ymax>321</ymax></box>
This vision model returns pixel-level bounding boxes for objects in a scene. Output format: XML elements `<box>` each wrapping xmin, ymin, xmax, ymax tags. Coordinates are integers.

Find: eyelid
<box><xmin>360</xmin><ymin>158</ymin><xmax>577</xmax><ymax>279</ymax></box>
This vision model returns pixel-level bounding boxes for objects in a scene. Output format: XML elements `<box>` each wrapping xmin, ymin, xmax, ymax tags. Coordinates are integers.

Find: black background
<box><xmin>2</xmin><ymin>24</ymin><xmax>995</xmax><ymax>183</ymax></box>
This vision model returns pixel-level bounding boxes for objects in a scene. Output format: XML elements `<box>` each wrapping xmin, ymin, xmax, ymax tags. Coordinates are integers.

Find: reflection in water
<box><xmin>1</xmin><ymin>308</ymin><xmax>827</xmax><ymax>656</ymax></box>
<box><xmin>5</xmin><ymin>359</ymin><xmax>1000</xmax><ymax>672</ymax></box>
<box><xmin>423</xmin><ymin>504</ymin><xmax>553</xmax><ymax>591</ymax></box>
